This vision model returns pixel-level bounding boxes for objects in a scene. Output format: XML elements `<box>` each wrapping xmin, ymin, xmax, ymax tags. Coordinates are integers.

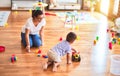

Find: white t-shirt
<box><xmin>21</xmin><ymin>17</ymin><xmax>46</xmax><ymax>35</ymax></box>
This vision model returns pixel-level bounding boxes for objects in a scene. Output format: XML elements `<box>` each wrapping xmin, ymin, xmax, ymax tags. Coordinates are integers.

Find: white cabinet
<box><xmin>11</xmin><ymin>0</ymin><xmax>38</xmax><ymax>10</ymax></box>
<box><xmin>48</xmin><ymin>0</ymin><xmax>81</xmax><ymax>10</ymax></box>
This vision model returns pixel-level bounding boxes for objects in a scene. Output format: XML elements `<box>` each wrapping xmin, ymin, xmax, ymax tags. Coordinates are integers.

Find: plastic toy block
<box><xmin>59</xmin><ymin>37</ymin><xmax>63</xmax><ymax>41</ymax></box>
<box><xmin>109</xmin><ymin>42</ymin><xmax>112</xmax><ymax>49</ymax></box>
<box><xmin>93</xmin><ymin>40</ymin><xmax>97</xmax><ymax>45</ymax></box>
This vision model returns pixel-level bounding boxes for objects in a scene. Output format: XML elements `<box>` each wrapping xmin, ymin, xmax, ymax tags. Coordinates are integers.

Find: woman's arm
<box><xmin>39</xmin><ymin>26</ymin><xmax>44</xmax><ymax>46</ymax></box>
<box><xmin>25</xmin><ymin>29</ymin><xmax>30</xmax><ymax>51</ymax></box>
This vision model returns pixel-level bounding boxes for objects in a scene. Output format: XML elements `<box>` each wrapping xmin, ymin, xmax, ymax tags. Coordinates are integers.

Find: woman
<box><xmin>21</xmin><ymin>10</ymin><xmax>46</xmax><ymax>52</ymax></box>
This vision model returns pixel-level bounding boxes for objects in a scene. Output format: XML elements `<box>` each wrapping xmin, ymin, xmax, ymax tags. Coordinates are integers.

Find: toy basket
<box><xmin>72</xmin><ymin>53</ymin><xmax>81</xmax><ymax>62</ymax></box>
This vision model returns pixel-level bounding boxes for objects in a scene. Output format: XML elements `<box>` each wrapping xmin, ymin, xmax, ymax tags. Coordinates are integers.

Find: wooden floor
<box><xmin>0</xmin><ymin>10</ymin><xmax>119</xmax><ymax>76</ymax></box>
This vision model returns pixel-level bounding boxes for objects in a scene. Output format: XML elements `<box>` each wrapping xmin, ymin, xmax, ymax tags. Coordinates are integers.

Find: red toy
<box><xmin>112</xmin><ymin>32</ymin><xmax>115</xmax><ymax>37</ymax></box>
<box><xmin>37</xmin><ymin>49</ymin><xmax>41</xmax><ymax>57</ymax></box>
<box><xmin>38</xmin><ymin>50</ymin><xmax>41</xmax><ymax>53</ymax></box>
<box><xmin>109</xmin><ymin>42</ymin><xmax>112</xmax><ymax>50</ymax></box>
<box><xmin>59</xmin><ymin>37</ymin><xmax>63</xmax><ymax>41</ymax></box>
<box><xmin>42</xmin><ymin>55</ymin><xmax>48</xmax><ymax>58</ymax></box>
<box><xmin>45</xmin><ymin>12</ymin><xmax>56</xmax><ymax>16</ymax></box>
<box><xmin>107</xmin><ymin>29</ymin><xmax>109</xmax><ymax>32</ymax></box>
<box><xmin>11</xmin><ymin>54</ymin><xmax>17</xmax><ymax>63</ymax></box>
<box><xmin>0</xmin><ymin>46</ymin><xmax>5</xmax><ymax>52</ymax></box>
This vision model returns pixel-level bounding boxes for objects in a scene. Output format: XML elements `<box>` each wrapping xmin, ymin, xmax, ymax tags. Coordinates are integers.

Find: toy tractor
<box><xmin>72</xmin><ymin>51</ymin><xmax>81</xmax><ymax>62</ymax></box>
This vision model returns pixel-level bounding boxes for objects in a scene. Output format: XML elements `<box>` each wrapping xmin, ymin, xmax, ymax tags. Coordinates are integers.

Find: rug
<box><xmin>0</xmin><ymin>11</ymin><xmax>10</xmax><ymax>26</ymax></box>
<box><xmin>55</xmin><ymin>12</ymin><xmax>99</xmax><ymax>28</ymax></box>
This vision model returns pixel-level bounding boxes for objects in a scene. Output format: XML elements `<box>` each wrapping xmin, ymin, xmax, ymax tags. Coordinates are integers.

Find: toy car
<box><xmin>72</xmin><ymin>52</ymin><xmax>81</xmax><ymax>62</ymax></box>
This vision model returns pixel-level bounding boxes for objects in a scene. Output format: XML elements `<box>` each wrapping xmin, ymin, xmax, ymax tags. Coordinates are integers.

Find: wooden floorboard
<box><xmin>0</xmin><ymin>10</ymin><xmax>119</xmax><ymax>76</ymax></box>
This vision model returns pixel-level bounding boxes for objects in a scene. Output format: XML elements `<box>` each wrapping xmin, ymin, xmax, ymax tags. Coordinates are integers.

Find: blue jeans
<box><xmin>21</xmin><ymin>33</ymin><xmax>42</xmax><ymax>47</ymax></box>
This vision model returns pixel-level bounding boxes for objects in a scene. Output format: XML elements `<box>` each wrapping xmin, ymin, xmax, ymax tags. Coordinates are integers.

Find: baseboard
<box><xmin>0</xmin><ymin>7</ymin><xmax>11</xmax><ymax>10</ymax></box>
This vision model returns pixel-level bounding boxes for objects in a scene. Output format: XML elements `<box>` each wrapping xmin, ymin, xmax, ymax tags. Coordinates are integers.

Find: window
<box><xmin>113</xmin><ymin>0</ymin><xmax>119</xmax><ymax>15</ymax></box>
<box><xmin>100</xmin><ymin>0</ymin><xmax>110</xmax><ymax>15</ymax></box>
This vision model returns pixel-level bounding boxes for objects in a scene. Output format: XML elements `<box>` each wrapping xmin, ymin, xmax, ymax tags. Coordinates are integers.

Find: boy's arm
<box><xmin>66</xmin><ymin>53</ymin><xmax>72</xmax><ymax>64</ymax></box>
<box><xmin>71</xmin><ymin>48</ymin><xmax>77</xmax><ymax>53</ymax></box>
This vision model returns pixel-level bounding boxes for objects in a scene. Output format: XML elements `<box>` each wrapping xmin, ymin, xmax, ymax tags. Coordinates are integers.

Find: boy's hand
<box><xmin>67</xmin><ymin>60</ymin><xmax>72</xmax><ymax>64</ymax></box>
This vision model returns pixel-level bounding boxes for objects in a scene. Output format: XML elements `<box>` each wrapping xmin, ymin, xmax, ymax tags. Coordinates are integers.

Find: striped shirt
<box><xmin>51</xmin><ymin>40</ymin><xmax>71</xmax><ymax>56</ymax></box>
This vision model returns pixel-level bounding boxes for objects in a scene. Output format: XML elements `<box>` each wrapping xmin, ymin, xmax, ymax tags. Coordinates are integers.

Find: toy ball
<box><xmin>72</xmin><ymin>52</ymin><xmax>81</xmax><ymax>62</ymax></box>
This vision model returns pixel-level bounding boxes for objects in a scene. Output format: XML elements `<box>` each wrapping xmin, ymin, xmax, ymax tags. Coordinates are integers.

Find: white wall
<box><xmin>0</xmin><ymin>0</ymin><xmax>11</xmax><ymax>7</ymax></box>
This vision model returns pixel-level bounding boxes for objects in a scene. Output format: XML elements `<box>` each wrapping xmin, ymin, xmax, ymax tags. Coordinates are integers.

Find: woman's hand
<box><xmin>41</xmin><ymin>41</ymin><xmax>44</xmax><ymax>46</ymax></box>
<box><xmin>26</xmin><ymin>45</ymin><xmax>30</xmax><ymax>52</ymax></box>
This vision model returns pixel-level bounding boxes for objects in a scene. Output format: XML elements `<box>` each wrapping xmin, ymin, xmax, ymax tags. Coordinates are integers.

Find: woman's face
<box><xmin>35</xmin><ymin>15</ymin><xmax>44</xmax><ymax>22</ymax></box>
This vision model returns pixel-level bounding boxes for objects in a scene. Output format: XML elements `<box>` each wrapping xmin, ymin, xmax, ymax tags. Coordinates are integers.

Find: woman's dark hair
<box><xmin>32</xmin><ymin>10</ymin><xmax>43</xmax><ymax>18</ymax></box>
<box><xmin>66</xmin><ymin>32</ymin><xmax>77</xmax><ymax>42</ymax></box>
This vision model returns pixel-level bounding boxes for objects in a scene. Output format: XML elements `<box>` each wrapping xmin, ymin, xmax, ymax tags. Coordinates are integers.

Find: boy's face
<box><xmin>70</xmin><ymin>40</ymin><xmax>75</xmax><ymax>44</ymax></box>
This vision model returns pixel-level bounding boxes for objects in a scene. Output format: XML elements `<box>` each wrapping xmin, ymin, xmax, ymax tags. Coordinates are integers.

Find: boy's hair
<box><xmin>32</xmin><ymin>10</ymin><xmax>43</xmax><ymax>18</ymax></box>
<box><xmin>66</xmin><ymin>32</ymin><xmax>77</xmax><ymax>42</ymax></box>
